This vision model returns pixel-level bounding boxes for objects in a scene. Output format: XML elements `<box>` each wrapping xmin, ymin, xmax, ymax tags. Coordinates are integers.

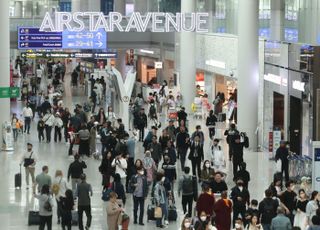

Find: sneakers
<box><xmin>164</xmin><ymin>220</ymin><xmax>169</xmax><ymax>225</ymax></box>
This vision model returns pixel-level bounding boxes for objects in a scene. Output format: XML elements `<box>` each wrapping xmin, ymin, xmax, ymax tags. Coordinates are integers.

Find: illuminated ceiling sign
<box><xmin>264</xmin><ymin>73</ymin><xmax>288</xmax><ymax>86</ymax></box>
<box><xmin>40</xmin><ymin>12</ymin><xmax>208</xmax><ymax>33</ymax></box>
<box><xmin>292</xmin><ymin>80</ymin><xmax>305</xmax><ymax>92</ymax></box>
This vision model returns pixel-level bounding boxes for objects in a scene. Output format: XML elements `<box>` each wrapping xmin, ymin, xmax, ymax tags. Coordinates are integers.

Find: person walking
<box><xmin>76</xmin><ymin>173</ymin><xmax>93</xmax><ymax>230</ymax></box>
<box><xmin>136</xmin><ymin>108</ymin><xmax>148</xmax><ymax>142</ymax></box>
<box><xmin>106</xmin><ymin>192</ymin><xmax>124</xmax><ymax>230</ymax></box>
<box><xmin>22</xmin><ymin>103</ymin><xmax>33</xmax><ymax>134</ymax></box>
<box><xmin>67</xmin><ymin>154</ymin><xmax>87</xmax><ymax>196</ymax></box>
<box><xmin>43</xmin><ymin>110</ymin><xmax>55</xmax><ymax>143</ymax></box>
<box><xmin>293</xmin><ymin>189</ymin><xmax>308</xmax><ymax>229</ymax></box>
<box><xmin>60</xmin><ymin>189</ymin><xmax>74</xmax><ymax>230</ymax></box>
<box><xmin>99</xmin><ymin>151</ymin><xmax>114</xmax><ymax>188</ymax></box>
<box><xmin>306</xmin><ymin>191</ymin><xmax>320</xmax><ymax>225</ymax></box>
<box><xmin>37</xmin><ymin>117</ymin><xmax>45</xmax><ymax>142</ymax></box>
<box><xmin>34</xmin><ymin>184</ymin><xmax>54</xmax><ymax>230</ymax></box>
<box><xmin>258</xmin><ymin>189</ymin><xmax>279</xmax><ymax>230</ymax></box>
<box><xmin>154</xmin><ymin>173</ymin><xmax>168</xmax><ymax>228</ymax></box>
<box><xmin>148</xmin><ymin>135</ymin><xmax>162</xmax><ymax>167</ymax></box>
<box><xmin>35</xmin><ymin>165</ymin><xmax>52</xmax><ymax>194</ymax></box>
<box><xmin>270</xmin><ymin>207</ymin><xmax>292</xmax><ymax>230</ymax></box>
<box><xmin>52</xmin><ymin>170</ymin><xmax>68</xmax><ymax>225</ymax></box>
<box><xmin>232</xmin><ymin>135</ymin><xmax>249</xmax><ymax>178</ymax></box>
<box><xmin>275</xmin><ymin>141</ymin><xmax>290</xmax><ymax>182</ymax></box>
<box><xmin>178</xmin><ymin>167</ymin><xmax>197</xmax><ymax>217</ymax></box>
<box><xmin>112</xmin><ymin>153</ymin><xmax>128</xmax><ymax>186</ymax></box>
<box><xmin>196</xmin><ymin>183</ymin><xmax>215</xmax><ymax>218</ymax></box>
<box><xmin>53</xmin><ymin>112</ymin><xmax>63</xmax><ymax>142</ymax></box>
<box><xmin>78</xmin><ymin>125</ymin><xmax>90</xmax><ymax>157</ymax></box>
<box><xmin>176</xmin><ymin>126</ymin><xmax>190</xmax><ymax>170</ymax></box>
<box><xmin>129</xmin><ymin>167</ymin><xmax>148</xmax><ymax>225</ymax></box>
<box><xmin>11</xmin><ymin>113</ymin><xmax>19</xmax><ymax>141</ymax></box>
<box><xmin>224</xmin><ymin>123</ymin><xmax>239</xmax><ymax>161</ymax></box>
<box><xmin>206</xmin><ymin>110</ymin><xmax>218</xmax><ymax>140</ymax></box>
<box><xmin>213</xmin><ymin>191</ymin><xmax>233</xmax><ymax>230</ymax></box>
<box><xmin>279</xmin><ymin>181</ymin><xmax>297</xmax><ymax>224</ymax></box>
<box><xmin>89</xmin><ymin>122</ymin><xmax>98</xmax><ymax>156</ymax></box>
<box><xmin>188</xmin><ymin>135</ymin><xmax>204</xmax><ymax>178</ymax></box>
<box><xmin>20</xmin><ymin>143</ymin><xmax>37</xmax><ymax>190</ymax></box>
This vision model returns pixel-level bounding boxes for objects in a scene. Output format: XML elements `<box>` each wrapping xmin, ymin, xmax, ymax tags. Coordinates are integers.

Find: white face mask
<box><xmin>161</xmin><ymin>177</ymin><xmax>165</xmax><ymax>182</ymax></box>
<box><xmin>139</xmin><ymin>171</ymin><xmax>144</xmax><ymax>175</ymax></box>
<box><xmin>238</xmin><ymin>186</ymin><xmax>243</xmax><ymax>191</ymax></box>
<box><xmin>200</xmin><ymin>216</ymin><xmax>207</xmax><ymax>222</ymax></box>
<box><xmin>184</xmin><ymin>222</ymin><xmax>191</xmax><ymax>228</ymax></box>
<box><xmin>235</xmin><ymin>223</ymin><xmax>241</xmax><ymax>229</ymax></box>
<box><xmin>205</xmin><ymin>163</ymin><xmax>210</xmax><ymax>168</ymax></box>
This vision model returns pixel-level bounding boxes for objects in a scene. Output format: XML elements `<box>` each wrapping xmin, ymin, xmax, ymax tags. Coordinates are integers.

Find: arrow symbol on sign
<box><xmin>96</xmin><ymin>32</ymin><xmax>103</xmax><ymax>39</ymax></box>
<box><xmin>95</xmin><ymin>41</ymin><xmax>103</xmax><ymax>48</ymax></box>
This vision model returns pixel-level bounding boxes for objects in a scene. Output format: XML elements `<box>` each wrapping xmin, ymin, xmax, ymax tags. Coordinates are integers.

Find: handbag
<box><xmin>23</xmin><ymin>152</ymin><xmax>34</xmax><ymax>167</ymax></box>
<box><xmin>154</xmin><ymin>206</ymin><xmax>162</xmax><ymax>218</ymax></box>
<box><xmin>276</xmin><ymin>160</ymin><xmax>282</xmax><ymax>172</ymax></box>
<box><xmin>43</xmin><ymin>197</ymin><xmax>52</xmax><ymax>212</ymax></box>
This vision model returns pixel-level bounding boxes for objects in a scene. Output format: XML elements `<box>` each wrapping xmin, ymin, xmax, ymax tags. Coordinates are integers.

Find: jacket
<box><xmin>67</xmin><ymin>160</ymin><xmax>87</xmax><ymax>179</ymax></box>
<box><xmin>35</xmin><ymin>194</ymin><xmax>54</xmax><ymax>216</ymax></box>
<box><xmin>275</xmin><ymin>147</ymin><xmax>289</xmax><ymax>165</ymax></box>
<box><xmin>176</xmin><ymin>132</ymin><xmax>190</xmax><ymax>150</ymax></box>
<box><xmin>224</xmin><ymin>128</ymin><xmax>239</xmax><ymax>145</ymax></box>
<box><xmin>270</xmin><ymin>214</ymin><xmax>292</xmax><ymax>230</ymax></box>
<box><xmin>233</xmin><ymin>140</ymin><xmax>249</xmax><ymax>163</ymax></box>
<box><xmin>230</xmin><ymin>186</ymin><xmax>250</xmax><ymax>209</ymax></box>
<box><xmin>188</xmin><ymin>142</ymin><xmax>204</xmax><ymax>161</ymax></box>
<box><xmin>130</xmin><ymin>174</ymin><xmax>148</xmax><ymax>198</ymax></box>
<box><xmin>148</xmin><ymin>142</ymin><xmax>162</xmax><ymax>163</ymax></box>
<box><xmin>154</xmin><ymin>182</ymin><xmax>167</xmax><ymax>205</ymax></box>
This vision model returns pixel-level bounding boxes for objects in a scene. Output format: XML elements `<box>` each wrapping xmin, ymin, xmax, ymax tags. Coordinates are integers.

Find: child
<box><xmin>37</xmin><ymin>117</ymin><xmax>45</xmax><ymax>142</ymax></box>
<box><xmin>210</xmin><ymin>139</ymin><xmax>225</xmax><ymax>170</ymax></box>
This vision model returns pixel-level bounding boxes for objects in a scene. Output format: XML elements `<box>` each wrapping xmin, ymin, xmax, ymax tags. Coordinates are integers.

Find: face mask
<box><xmin>235</xmin><ymin>223</ymin><xmax>241</xmax><ymax>229</ymax></box>
<box><xmin>200</xmin><ymin>216</ymin><xmax>207</xmax><ymax>222</ymax></box>
<box><xmin>238</xmin><ymin>186</ymin><xmax>243</xmax><ymax>191</ymax></box>
<box><xmin>205</xmin><ymin>163</ymin><xmax>210</xmax><ymax>168</ymax></box>
<box><xmin>139</xmin><ymin>171</ymin><xmax>144</xmax><ymax>175</ymax></box>
<box><xmin>161</xmin><ymin>177</ymin><xmax>165</xmax><ymax>182</ymax></box>
<box><xmin>184</xmin><ymin>222</ymin><xmax>191</xmax><ymax>228</ymax></box>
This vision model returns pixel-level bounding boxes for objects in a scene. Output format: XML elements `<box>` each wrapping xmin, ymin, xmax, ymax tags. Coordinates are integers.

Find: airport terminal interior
<box><xmin>1</xmin><ymin>0</ymin><xmax>320</xmax><ymax>230</ymax></box>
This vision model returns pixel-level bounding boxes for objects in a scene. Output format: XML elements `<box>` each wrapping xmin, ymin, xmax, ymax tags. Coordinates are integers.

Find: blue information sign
<box><xmin>18</xmin><ymin>27</ymin><xmax>107</xmax><ymax>50</ymax></box>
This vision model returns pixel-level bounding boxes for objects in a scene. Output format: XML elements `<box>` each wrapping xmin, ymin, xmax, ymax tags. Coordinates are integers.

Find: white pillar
<box><xmin>180</xmin><ymin>0</ymin><xmax>196</xmax><ymax>114</ymax></box>
<box><xmin>114</xmin><ymin>0</ymin><xmax>126</xmax><ymax>15</ymax></box>
<box><xmin>72</xmin><ymin>0</ymin><xmax>81</xmax><ymax>12</ymax></box>
<box><xmin>0</xmin><ymin>0</ymin><xmax>11</xmax><ymax>145</ymax></box>
<box><xmin>88</xmin><ymin>0</ymin><xmax>100</xmax><ymax>11</ymax></box>
<box><xmin>116</xmin><ymin>49</ymin><xmax>127</xmax><ymax>80</ymax></box>
<box><xmin>134</xmin><ymin>0</ymin><xmax>148</xmax><ymax>14</ymax></box>
<box><xmin>237</xmin><ymin>0</ymin><xmax>259</xmax><ymax>150</ymax></box>
<box><xmin>270</xmin><ymin>0</ymin><xmax>284</xmax><ymax>41</ymax></box>
<box><xmin>14</xmin><ymin>1</ymin><xmax>22</xmax><ymax>17</ymax></box>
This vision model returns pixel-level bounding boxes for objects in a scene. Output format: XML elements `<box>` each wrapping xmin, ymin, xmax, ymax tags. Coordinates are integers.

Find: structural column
<box><xmin>114</xmin><ymin>0</ymin><xmax>126</xmax><ymax>15</ymax></box>
<box><xmin>88</xmin><ymin>0</ymin><xmax>100</xmax><ymax>11</ymax></box>
<box><xmin>270</xmin><ymin>0</ymin><xmax>285</xmax><ymax>41</ymax></box>
<box><xmin>134</xmin><ymin>0</ymin><xmax>148</xmax><ymax>14</ymax></box>
<box><xmin>116</xmin><ymin>49</ymin><xmax>127</xmax><ymax>80</ymax></box>
<box><xmin>180</xmin><ymin>0</ymin><xmax>196</xmax><ymax>114</ymax></box>
<box><xmin>0</xmin><ymin>0</ymin><xmax>11</xmax><ymax>145</ymax></box>
<box><xmin>14</xmin><ymin>1</ymin><xmax>23</xmax><ymax>17</ymax></box>
<box><xmin>237</xmin><ymin>0</ymin><xmax>259</xmax><ymax>150</ymax></box>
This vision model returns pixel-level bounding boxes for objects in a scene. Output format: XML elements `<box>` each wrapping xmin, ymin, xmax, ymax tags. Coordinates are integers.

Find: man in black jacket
<box><xmin>232</xmin><ymin>135</ymin><xmax>249</xmax><ymax>177</ymax></box>
<box><xmin>230</xmin><ymin>178</ymin><xmax>250</xmax><ymax>227</ymax></box>
<box><xmin>224</xmin><ymin>123</ymin><xmax>239</xmax><ymax>161</ymax></box>
<box><xmin>258</xmin><ymin>189</ymin><xmax>279</xmax><ymax>230</ymax></box>
<box><xmin>177</xmin><ymin>107</ymin><xmax>188</xmax><ymax>126</ymax></box>
<box><xmin>188</xmin><ymin>135</ymin><xmax>204</xmax><ymax>178</ymax></box>
<box><xmin>68</xmin><ymin>154</ymin><xmax>87</xmax><ymax>195</ymax></box>
<box><xmin>275</xmin><ymin>141</ymin><xmax>290</xmax><ymax>182</ymax></box>
<box><xmin>176</xmin><ymin>126</ymin><xmax>190</xmax><ymax>170</ymax></box>
<box><xmin>234</xmin><ymin>162</ymin><xmax>251</xmax><ymax>188</ymax></box>
<box><xmin>136</xmin><ymin>108</ymin><xmax>147</xmax><ymax>141</ymax></box>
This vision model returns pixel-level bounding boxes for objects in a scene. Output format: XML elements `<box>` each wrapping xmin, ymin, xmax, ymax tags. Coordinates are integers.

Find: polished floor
<box><xmin>1</xmin><ymin>75</ymin><xmax>278</xmax><ymax>229</ymax></box>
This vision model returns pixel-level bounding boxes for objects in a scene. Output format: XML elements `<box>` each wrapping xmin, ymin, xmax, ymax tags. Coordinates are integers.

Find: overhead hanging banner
<box><xmin>39</xmin><ymin>12</ymin><xmax>209</xmax><ymax>33</ymax></box>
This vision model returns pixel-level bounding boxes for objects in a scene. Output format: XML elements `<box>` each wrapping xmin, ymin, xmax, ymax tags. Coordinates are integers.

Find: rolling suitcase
<box><xmin>28</xmin><ymin>211</ymin><xmax>40</xmax><ymax>225</ymax></box>
<box><xmin>168</xmin><ymin>205</ymin><xmax>177</xmax><ymax>221</ymax></box>
<box><xmin>72</xmin><ymin>210</ymin><xmax>78</xmax><ymax>226</ymax></box>
<box><xmin>15</xmin><ymin>165</ymin><xmax>22</xmax><ymax>188</ymax></box>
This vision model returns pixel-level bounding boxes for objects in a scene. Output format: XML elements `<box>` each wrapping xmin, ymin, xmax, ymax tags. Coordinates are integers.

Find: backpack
<box><xmin>182</xmin><ymin>175</ymin><xmax>193</xmax><ymax>194</ymax></box>
<box><xmin>263</xmin><ymin>199</ymin><xmax>276</xmax><ymax>219</ymax></box>
<box><xmin>102</xmin><ymin>183</ymin><xmax>114</xmax><ymax>201</ymax></box>
<box><xmin>44</xmin><ymin>197</ymin><xmax>52</xmax><ymax>212</ymax></box>
<box><xmin>52</xmin><ymin>178</ymin><xmax>62</xmax><ymax>196</ymax></box>
<box><xmin>149</xmin><ymin>105</ymin><xmax>156</xmax><ymax>116</ymax></box>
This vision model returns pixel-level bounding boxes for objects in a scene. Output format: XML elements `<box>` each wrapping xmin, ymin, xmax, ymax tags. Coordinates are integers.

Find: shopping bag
<box><xmin>154</xmin><ymin>206</ymin><xmax>162</xmax><ymax>218</ymax></box>
<box><xmin>276</xmin><ymin>160</ymin><xmax>282</xmax><ymax>172</ymax></box>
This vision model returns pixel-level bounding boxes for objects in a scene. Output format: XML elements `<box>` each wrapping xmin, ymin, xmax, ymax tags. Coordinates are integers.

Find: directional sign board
<box><xmin>21</xmin><ymin>52</ymin><xmax>117</xmax><ymax>59</ymax></box>
<box><xmin>18</xmin><ymin>27</ymin><xmax>107</xmax><ymax>50</ymax></box>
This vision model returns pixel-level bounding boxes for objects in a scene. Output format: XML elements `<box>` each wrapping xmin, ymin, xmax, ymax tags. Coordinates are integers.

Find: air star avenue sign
<box><xmin>40</xmin><ymin>12</ymin><xmax>209</xmax><ymax>33</ymax></box>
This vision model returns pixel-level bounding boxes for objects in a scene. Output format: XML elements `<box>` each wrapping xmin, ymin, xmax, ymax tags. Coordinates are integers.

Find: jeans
<box><xmin>45</xmin><ymin>125</ymin><xmax>52</xmax><ymax>142</ymax></box>
<box><xmin>38</xmin><ymin>130</ymin><xmax>45</xmax><ymax>142</ymax></box>
<box><xmin>24</xmin><ymin>117</ymin><xmax>31</xmax><ymax>133</ymax></box>
<box><xmin>13</xmin><ymin>128</ymin><xmax>18</xmax><ymax>141</ymax></box>
<box><xmin>156</xmin><ymin>203</ymin><xmax>168</xmax><ymax>227</ymax></box>
<box><xmin>54</xmin><ymin>126</ymin><xmax>62</xmax><ymax>142</ymax></box>
<box><xmin>133</xmin><ymin>196</ymin><xmax>145</xmax><ymax>224</ymax></box>
<box><xmin>233</xmin><ymin>160</ymin><xmax>243</xmax><ymax>179</ymax></box>
<box><xmin>262</xmin><ymin>224</ymin><xmax>271</xmax><ymax>230</ymax></box>
<box><xmin>182</xmin><ymin>194</ymin><xmax>193</xmax><ymax>217</ymax></box>
<box><xmin>138</xmin><ymin>127</ymin><xmax>145</xmax><ymax>141</ymax></box>
<box><xmin>71</xmin><ymin>178</ymin><xmax>81</xmax><ymax>196</ymax></box>
<box><xmin>39</xmin><ymin>215</ymin><xmax>52</xmax><ymax>230</ymax></box>
<box><xmin>78</xmin><ymin>205</ymin><xmax>92</xmax><ymax>230</ymax></box>
<box><xmin>63</xmin><ymin>124</ymin><xmax>68</xmax><ymax>142</ymax></box>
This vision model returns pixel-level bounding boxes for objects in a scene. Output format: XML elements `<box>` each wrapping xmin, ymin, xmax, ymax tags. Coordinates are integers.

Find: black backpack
<box><xmin>182</xmin><ymin>175</ymin><xmax>193</xmax><ymax>194</ymax></box>
<box><xmin>263</xmin><ymin>199</ymin><xmax>276</xmax><ymax>219</ymax></box>
<box><xmin>149</xmin><ymin>105</ymin><xmax>156</xmax><ymax>117</ymax></box>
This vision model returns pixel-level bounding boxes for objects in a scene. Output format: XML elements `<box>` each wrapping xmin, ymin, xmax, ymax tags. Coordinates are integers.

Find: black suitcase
<box><xmin>168</xmin><ymin>206</ymin><xmax>177</xmax><ymax>221</ymax></box>
<box><xmin>147</xmin><ymin>204</ymin><xmax>156</xmax><ymax>221</ymax></box>
<box><xmin>28</xmin><ymin>211</ymin><xmax>40</xmax><ymax>225</ymax></box>
<box><xmin>15</xmin><ymin>165</ymin><xmax>22</xmax><ymax>188</ymax></box>
<box><xmin>72</xmin><ymin>210</ymin><xmax>78</xmax><ymax>226</ymax></box>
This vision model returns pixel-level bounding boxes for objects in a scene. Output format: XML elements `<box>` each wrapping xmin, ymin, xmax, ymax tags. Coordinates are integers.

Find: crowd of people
<box><xmin>14</xmin><ymin>58</ymin><xmax>320</xmax><ymax>230</ymax></box>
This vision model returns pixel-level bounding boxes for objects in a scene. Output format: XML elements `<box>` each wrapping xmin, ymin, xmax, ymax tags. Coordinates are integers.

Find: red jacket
<box><xmin>196</xmin><ymin>192</ymin><xmax>215</xmax><ymax>217</ymax></box>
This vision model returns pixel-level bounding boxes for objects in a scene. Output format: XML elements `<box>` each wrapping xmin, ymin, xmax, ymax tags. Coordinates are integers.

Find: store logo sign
<box><xmin>155</xmin><ymin>62</ymin><xmax>163</xmax><ymax>69</ymax></box>
<box><xmin>205</xmin><ymin>59</ymin><xmax>226</xmax><ymax>69</ymax></box>
<box><xmin>40</xmin><ymin>12</ymin><xmax>209</xmax><ymax>33</ymax></box>
<box><xmin>264</xmin><ymin>73</ymin><xmax>287</xmax><ymax>86</ymax></box>
<box><xmin>292</xmin><ymin>80</ymin><xmax>305</xmax><ymax>92</ymax></box>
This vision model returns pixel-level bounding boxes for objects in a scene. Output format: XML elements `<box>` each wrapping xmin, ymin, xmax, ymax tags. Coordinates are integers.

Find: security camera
<box><xmin>229</xmin><ymin>71</ymin><xmax>234</xmax><ymax>77</ymax></box>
